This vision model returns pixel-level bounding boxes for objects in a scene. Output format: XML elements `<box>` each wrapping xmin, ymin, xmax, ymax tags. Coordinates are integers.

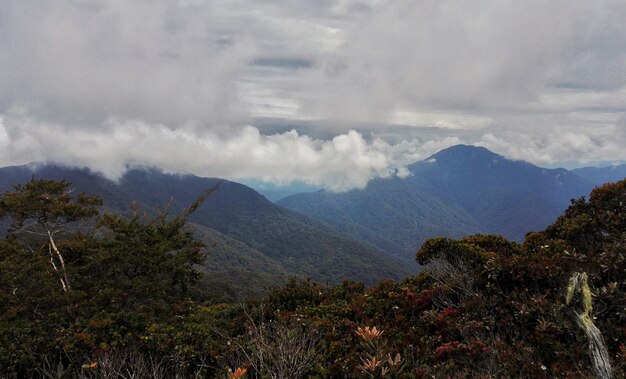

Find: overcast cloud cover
<box><xmin>1</xmin><ymin>0</ymin><xmax>625</xmax><ymax>190</ymax></box>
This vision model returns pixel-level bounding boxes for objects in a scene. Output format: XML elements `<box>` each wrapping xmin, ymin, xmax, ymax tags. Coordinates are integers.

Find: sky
<box><xmin>1</xmin><ymin>0</ymin><xmax>625</xmax><ymax>191</ymax></box>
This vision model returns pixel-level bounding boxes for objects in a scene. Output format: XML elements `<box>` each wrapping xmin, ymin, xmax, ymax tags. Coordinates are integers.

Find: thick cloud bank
<box><xmin>0</xmin><ymin>113</ymin><xmax>441</xmax><ymax>191</ymax></box>
<box><xmin>1</xmin><ymin>0</ymin><xmax>625</xmax><ymax>189</ymax></box>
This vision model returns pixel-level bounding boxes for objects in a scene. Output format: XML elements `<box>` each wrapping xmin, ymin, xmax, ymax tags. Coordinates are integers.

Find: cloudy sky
<box><xmin>1</xmin><ymin>0</ymin><xmax>625</xmax><ymax>190</ymax></box>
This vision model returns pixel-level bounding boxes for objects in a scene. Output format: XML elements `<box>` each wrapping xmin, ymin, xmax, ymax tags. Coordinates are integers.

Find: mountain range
<box><xmin>0</xmin><ymin>164</ymin><xmax>410</xmax><ymax>299</ymax></box>
<box><xmin>572</xmin><ymin>164</ymin><xmax>626</xmax><ymax>185</ymax></box>
<box><xmin>1</xmin><ymin>145</ymin><xmax>623</xmax><ymax>297</ymax></box>
<box><xmin>278</xmin><ymin>145</ymin><xmax>619</xmax><ymax>263</ymax></box>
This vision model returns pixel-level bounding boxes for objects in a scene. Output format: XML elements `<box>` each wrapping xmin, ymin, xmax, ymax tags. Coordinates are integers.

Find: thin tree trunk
<box><xmin>48</xmin><ymin>244</ymin><xmax>68</xmax><ymax>292</ymax></box>
<box><xmin>47</xmin><ymin>229</ymin><xmax>71</xmax><ymax>291</ymax></box>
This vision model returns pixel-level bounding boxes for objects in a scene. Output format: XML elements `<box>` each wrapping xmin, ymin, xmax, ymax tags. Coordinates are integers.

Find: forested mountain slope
<box><xmin>0</xmin><ymin>164</ymin><xmax>410</xmax><ymax>286</ymax></box>
<box><xmin>279</xmin><ymin>145</ymin><xmax>595</xmax><ymax>262</ymax></box>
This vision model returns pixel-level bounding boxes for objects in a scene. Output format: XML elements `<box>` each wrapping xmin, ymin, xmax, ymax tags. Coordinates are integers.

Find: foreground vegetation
<box><xmin>1</xmin><ymin>178</ymin><xmax>625</xmax><ymax>378</ymax></box>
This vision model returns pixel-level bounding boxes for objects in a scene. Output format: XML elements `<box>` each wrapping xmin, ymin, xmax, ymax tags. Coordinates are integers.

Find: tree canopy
<box><xmin>1</xmin><ymin>178</ymin><xmax>625</xmax><ymax>378</ymax></box>
<box><xmin>0</xmin><ymin>178</ymin><xmax>214</xmax><ymax>377</ymax></box>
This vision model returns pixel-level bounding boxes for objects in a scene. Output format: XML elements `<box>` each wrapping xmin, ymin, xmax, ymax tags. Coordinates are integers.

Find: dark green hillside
<box><xmin>465</xmin><ymin>189</ymin><xmax>558</xmax><ymax>238</ymax></box>
<box><xmin>189</xmin><ymin>223</ymin><xmax>288</xmax><ymax>275</ymax></box>
<box><xmin>408</xmin><ymin>145</ymin><xmax>593</xmax><ymax>237</ymax></box>
<box><xmin>279</xmin><ymin>178</ymin><xmax>481</xmax><ymax>265</ymax></box>
<box><xmin>0</xmin><ymin>164</ymin><xmax>409</xmax><ymax>286</ymax></box>
<box><xmin>279</xmin><ymin>145</ymin><xmax>595</xmax><ymax>262</ymax></box>
<box><xmin>411</xmin><ymin>145</ymin><xmax>592</xmax><ymax>209</ymax></box>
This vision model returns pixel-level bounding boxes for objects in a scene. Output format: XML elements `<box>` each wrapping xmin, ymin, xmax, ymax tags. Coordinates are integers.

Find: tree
<box><xmin>0</xmin><ymin>179</ymin><xmax>102</xmax><ymax>292</ymax></box>
<box><xmin>0</xmin><ymin>179</ymin><xmax>220</xmax><ymax>376</ymax></box>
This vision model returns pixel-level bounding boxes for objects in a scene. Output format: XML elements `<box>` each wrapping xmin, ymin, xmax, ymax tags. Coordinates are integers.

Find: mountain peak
<box><xmin>428</xmin><ymin>144</ymin><xmax>503</xmax><ymax>162</ymax></box>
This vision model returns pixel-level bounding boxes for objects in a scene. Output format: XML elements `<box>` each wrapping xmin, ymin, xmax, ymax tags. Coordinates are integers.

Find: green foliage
<box><xmin>2</xmin><ymin>177</ymin><xmax>626</xmax><ymax>378</ymax></box>
<box><xmin>92</xmin><ymin>211</ymin><xmax>205</xmax><ymax>304</ymax></box>
<box><xmin>0</xmin><ymin>178</ymin><xmax>101</xmax><ymax>233</ymax></box>
<box><xmin>255</xmin><ymin>179</ymin><xmax>626</xmax><ymax>378</ymax></box>
<box><xmin>266</xmin><ymin>278</ymin><xmax>328</xmax><ymax>312</ymax></box>
<box><xmin>415</xmin><ymin>236</ymin><xmax>495</xmax><ymax>268</ymax></box>
<box><xmin>0</xmin><ymin>179</ymin><xmax>213</xmax><ymax>377</ymax></box>
<box><xmin>0</xmin><ymin>178</ymin><xmax>103</xmax><ymax>293</ymax></box>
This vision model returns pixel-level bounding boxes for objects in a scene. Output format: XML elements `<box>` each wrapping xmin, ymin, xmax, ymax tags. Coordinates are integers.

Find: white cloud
<box><xmin>0</xmin><ymin>117</ymin><xmax>10</xmax><ymax>160</ymax></box>
<box><xmin>478</xmin><ymin>126</ymin><xmax>626</xmax><ymax>166</ymax></box>
<box><xmin>1</xmin><ymin>113</ymin><xmax>446</xmax><ymax>191</ymax></box>
<box><xmin>1</xmin><ymin>0</ymin><xmax>257</xmax><ymax>127</ymax></box>
<box><xmin>299</xmin><ymin>0</ymin><xmax>626</xmax><ymax>118</ymax></box>
<box><xmin>1</xmin><ymin>0</ymin><xmax>625</xmax><ymax>189</ymax></box>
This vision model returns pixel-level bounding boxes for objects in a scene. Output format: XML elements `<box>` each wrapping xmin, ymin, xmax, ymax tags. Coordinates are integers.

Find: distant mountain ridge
<box><xmin>2</xmin><ymin>146</ymin><xmax>622</xmax><ymax>290</ymax></box>
<box><xmin>279</xmin><ymin>145</ymin><xmax>599</xmax><ymax>263</ymax></box>
<box><xmin>0</xmin><ymin>164</ymin><xmax>410</xmax><ymax>294</ymax></box>
<box><xmin>572</xmin><ymin>164</ymin><xmax>626</xmax><ymax>185</ymax></box>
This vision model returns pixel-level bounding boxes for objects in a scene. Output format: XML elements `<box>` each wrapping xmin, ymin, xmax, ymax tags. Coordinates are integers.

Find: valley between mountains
<box><xmin>1</xmin><ymin>145</ymin><xmax>622</xmax><ymax>299</ymax></box>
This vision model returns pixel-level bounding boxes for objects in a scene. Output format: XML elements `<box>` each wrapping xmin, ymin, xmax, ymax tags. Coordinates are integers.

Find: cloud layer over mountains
<box><xmin>1</xmin><ymin>0</ymin><xmax>625</xmax><ymax>190</ymax></box>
